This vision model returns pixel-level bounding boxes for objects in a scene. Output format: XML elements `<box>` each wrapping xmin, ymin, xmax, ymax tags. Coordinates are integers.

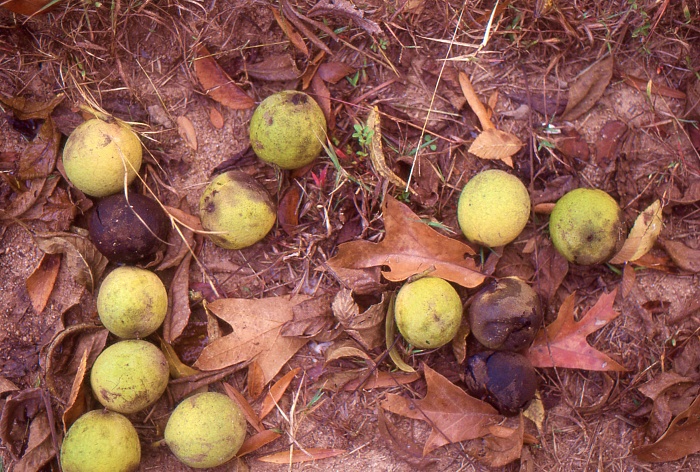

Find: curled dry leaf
<box><xmin>327</xmin><ymin>196</ymin><xmax>485</xmax><ymax>288</ymax></box>
<box><xmin>193</xmin><ymin>45</ymin><xmax>254</xmax><ymax>110</ymax></box>
<box><xmin>609</xmin><ymin>200</ymin><xmax>663</xmax><ymax>264</ymax></box>
<box><xmin>32</xmin><ymin>231</ymin><xmax>108</xmax><ymax>292</ymax></box>
<box><xmin>634</xmin><ymin>393</ymin><xmax>700</xmax><ymax>463</ymax></box>
<box><xmin>527</xmin><ymin>290</ymin><xmax>626</xmax><ymax>371</ymax></box>
<box><xmin>332</xmin><ymin>289</ymin><xmax>386</xmax><ymax>350</ymax></box>
<box><xmin>163</xmin><ymin>252</ymin><xmax>193</xmax><ymax>343</ymax></box>
<box><xmin>325</xmin><ymin>339</ymin><xmax>373</xmax><ymax>363</ymax></box>
<box><xmin>43</xmin><ymin>325</ymin><xmax>109</xmax><ymax>401</ymax></box>
<box><xmin>282</xmin><ymin>293</ymin><xmax>341</xmax><ymax>342</ymax></box>
<box><xmin>12</xmin><ymin>411</ymin><xmax>55</xmax><ymax>472</ymax></box>
<box><xmin>61</xmin><ymin>349</ymin><xmax>89</xmax><ymax>432</ymax></box>
<box><xmin>385</xmin><ymin>292</ymin><xmax>414</xmax><ymax>373</ymax></box>
<box><xmin>380</xmin><ymin>364</ymin><xmax>501</xmax><ymax>455</ymax></box>
<box><xmin>0</xmin><ymin>388</ymin><xmax>45</xmax><ymax>459</ymax></box>
<box><xmin>367</xmin><ymin>107</ymin><xmax>415</xmax><ymax>194</ymax></box>
<box><xmin>160</xmin><ymin>339</ymin><xmax>199</xmax><ymax>379</ymax></box>
<box><xmin>26</xmin><ymin>253</ymin><xmax>61</xmax><ymax>313</ymax></box>
<box><xmin>660</xmin><ymin>239</ymin><xmax>700</xmax><ymax>273</ymax></box>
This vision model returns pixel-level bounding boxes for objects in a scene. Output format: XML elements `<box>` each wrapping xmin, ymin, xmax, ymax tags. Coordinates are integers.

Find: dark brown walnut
<box><xmin>89</xmin><ymin>193</ymin><xmax>169</xmax><ymax>263</ymax></box>
<box><xmin>468</xmin><ymin>276</ymin><xmax>543</xmax><ymax>351</ymax></box>
<box><xmin>463</xmin><ymin>350</ymin><xmax>537</xmax><ymax>416</ymax></box>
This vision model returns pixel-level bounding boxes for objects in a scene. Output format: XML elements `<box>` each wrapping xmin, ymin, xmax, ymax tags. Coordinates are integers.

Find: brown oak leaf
<box><xmin>328</xmin><ymin>196</ymin><xmax>485</xmax><ymax>288</ymax></box>
<box><xmin>527</xmin><ymin>289</ymin><xmax>626</xmax><ymax>371</ymax></box>
<box><xmin>380</xmin><ymin>364</ymin><xmax>501</xmax><ymax>455</ymax></box>
<box><xmin>194</xmin><ymin>296</ymin><xmax>310</xmax><ymax>386</ymax></box>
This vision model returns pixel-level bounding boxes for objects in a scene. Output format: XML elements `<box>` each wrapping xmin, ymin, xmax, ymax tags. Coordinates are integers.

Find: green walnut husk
<box><xmin>164</xmin><ymin>392</ymin><xmax>247</xmax><ymax>469</ymax></box>
<box><xmin>62</xmin><ymin>118</ymin><xmax>142</xmax><ymax>197</ymax></box>
<box><xmin>90</xmin><ymin>340</ymin><xmax>169</xmax><ymax>414</ymax></box>
<box><xmin>249</xmin><ymin>90</ymin><xmax>327</xmax><ymax>169</ymax></box>
<box><xmin>394</xmin><ymin>277</ymin><xmax>463</xmax><ymax>349</ymax></box>
<box><xmin>97</xmin><ymin>266</ymin><xmax>168</xmax><ymax>339</ymax></box>
<box><xmin>60</xmin><ymin>409</ymin><xmax>140</xmax><ymax>472</ymax></box>
<box><xmin>549</xmin><ymin>188</ymin><xmax>624</xmax><ymax>265</ymax></box>
<box><xmin>199</xmin><ymin>171</ymin><xmax>276</xmax><ymax>249</ymax></box>
<box><xmin>457</xmin><ymin>169</ymin><xmax>531</xmax><ymax>247</ymax></box>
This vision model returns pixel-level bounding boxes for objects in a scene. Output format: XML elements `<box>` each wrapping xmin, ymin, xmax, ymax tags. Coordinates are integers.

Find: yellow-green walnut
<box><xmin>457</xmin><ymin>169</ymin><xmax>531</xmax><ymax>247</ymax></box>
<box><xmin>394</xmin><ymin>277</ymin><xmax>463</xmax><ymax>349</ymax></box>
<box><xmin>60</xmin><ymin>409</ymin><xmax>140</xmax><ymax>472</ymax></box>
<box><xmin>199</xmin><ymin>171</ymin><xmax>276</xmax><ymax>249</ymax></box>
<box><xmin>249</xmin><ymin>90</ymin><xmax>327</xmax><ymax>169</ymax></box>
<box><xmin>97</xmin><ymin>266</ymin><xmax>167</xmax><ymax>339</ymax></box>
<box><xmin>549</xmin><ymin>188</ymin><xmax>623</xmax><ymax>265</ymax></box>
<box><xmin>90</xmin><ymin>340</ymin><xmax>169</xmax><ymax>414</ymax></box>
<box><xmin>62</xmin><ymin>118</ymin><xmax>142</xmax><ymax>197</ymax></box>
<box><xmin>164</xmin><ymin>392</ymin><xmax>247</xmax><ymax>469</ymax></box>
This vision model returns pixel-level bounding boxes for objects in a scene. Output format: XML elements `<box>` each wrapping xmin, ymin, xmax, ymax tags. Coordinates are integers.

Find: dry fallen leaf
<box><xmin>332</xmin><ymin>289</ymin><xmax>386</xmax><ymax>350</ymax></box>
<box><xmin>257</xmin><ymin>448</ymin><xmax>346</xmax><ymax>464</ymax></box>
<box><xmin>26</xmin><ymin>253</ymin><xmax>61</xmax><ymax>313</ymax></box>
<box><xmin>380</xmin><ymin>364</ymin><xmax>501</xmax><ymax>455</ymax></box>
<box><xmin>377</xmin><ymin>408</ymin><xmax>439</xmax><ymax>469</ymax></box>
<box><xmin>562</xmin><ymin>56</ymin><xmax>614</xmax><ymax>120</ymax></box>
<box><xmin>237</xmin><ymin>430</ymin><xmax>282</xmax><ymax>457</ymax></box>
<box><xmin>468</xmin><ymin>128</ymin><xmax>523</xmax><ymax>167</ymax></box>
<box><xmin>32</xmin><ymin>231</ymin><xmax>109</xmax><ymax>293</ymax></box>
<box><xmin>193</xmin><ymin>45</ymin><xmax>255</xmax><ymax>110</ymax></box>
<box><xmin>459</xmin><ymin>71</ymin><xmax>522</xmax><ymax>167</ymax></box>
<box><xmin>176</xmin><ymin>115</ymin><xmax>197</xmax><ymax>151</ymax></box>
<box><xmin>609</xmin><ymin>200</ymin><xmax>663</xmax><ymax>264</ymax></box>
<box><xmin>163</xmin><ymin>252</ymin><xmax>193</xmax><ymax>344</ymax></box>
<box><xmin>272</xmin><ymin>7</ymin><xmax>309</xmax><ymax>56</ymax></box>
<box><xmin>527</xmin><ymin>290</ymin><xmax>626</xmax><ymax>371</ymax></box>
<box><xmin>61</xmin><ymin>349</ymin><xmax>89</xmax><ymax>432</ymax></box>
<box><xmin>194</xmin><ymin>296</ymin><xmax>310</xmax><ymax>387</ymax></box>
<box><xmin>260</xmin><ymin>367</ymin><xmax>301</xmax><ymax>420</ymax></box>
<box><xmin>660</xmin><ymin>239</ymin><xmax>700</xmax><ymax>273</ymax></box>
<box><xmin>12</xmin><ymin>411</ymin><xmax>55</xmax><ymax>472</ymax></box>
<box><xmin>464</xmin><ymin>416</ymin><xmax>525</xmax><ymax>467</ymax></box>
<box><xmin>367</xmin><ymin>107</ymin><xmax>415</xmax><ymax>193</ymax></box>
<box><xmin>328</xmin><ymin>196</ymin><xmax>485</xmax><ymax>288</ymax></box>
<box><xmin>634</xmin><ymin>393</ymin><xmax>700</xmax><ymax>462</ymax></box>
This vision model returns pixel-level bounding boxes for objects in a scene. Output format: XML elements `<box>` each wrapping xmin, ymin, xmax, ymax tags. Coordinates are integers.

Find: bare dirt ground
<box><xmin>1</xmin><ymin>0</ymin><xmax>700</xmax><ymax>471</ymax></box>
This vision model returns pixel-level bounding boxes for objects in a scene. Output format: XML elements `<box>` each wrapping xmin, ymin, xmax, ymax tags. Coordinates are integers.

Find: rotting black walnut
<box><xmin>463</xmin><ymin>350</ymin><xmax>537</xmax><ymax>416</ymax></box>
<box><xmin>468</xmin><ymin>276</ymin><xmax>543</xmax><ymax>351</ymax></box>
<box><xmin>89</xmin><ymin>193</ymin><xmax>169</xmax><ymax>263</ymax></box>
